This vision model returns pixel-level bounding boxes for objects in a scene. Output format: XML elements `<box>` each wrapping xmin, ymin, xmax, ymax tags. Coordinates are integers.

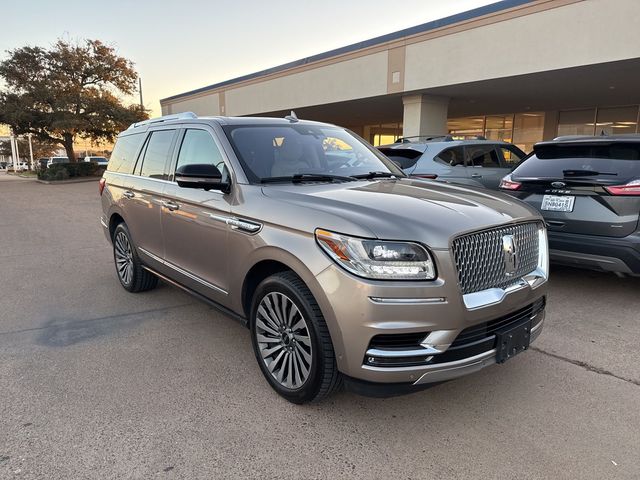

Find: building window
<box><xmin>369</xmin><ymin>123</ymin><xmax>402</xmax><ymax>146</ymax></box>
<box><xmin>557</xmin><ymin>106</ymin><xmax>640</xmax><ymax>137</ymax></box>
<box><xmin>593</xmin><ymin>106</ymin><xmax>639</xmax><ymax>135</ymax></box>
<box><xmin>557</xmin><ymin>109</ymin><xmax>597</xmax><ymax>136</ymax></box>
<box><xmin>447</xmin><ymin>116</ymin><xmax>484</xmax><ymax>138</ymax></box>
<box><xmin>485</xmin><ymin>115</ymin><xmax>514</xmax><ymax>142</ymax></box>
<box><xmin>447</xmin><ymin>112</ymin><xmax>545</xmax><ymax>153</ymax></box>
<box><xmin>513</xmin><ymin>113</ymin><xmax>544</xmax><ymax>153</ymax></box>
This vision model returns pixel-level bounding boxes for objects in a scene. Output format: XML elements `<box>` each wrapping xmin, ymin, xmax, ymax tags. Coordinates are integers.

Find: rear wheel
<box><xmin>250</xmin><ymin>271</ymin><xmax>342</xmax><ymax>403</ymax></box>
<box><xmin>112</xmin><ymin>223</ymin><xmax>158</xmax><ymax>293</ymax></box>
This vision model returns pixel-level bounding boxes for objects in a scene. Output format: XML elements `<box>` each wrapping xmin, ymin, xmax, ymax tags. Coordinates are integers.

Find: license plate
<box><xmin>541</xmin><ymin>195</ymin><xmax>575</xmax><ymax>212</ymax></box>
<box><xmin>495</xmin><ymin>319</ymin><xmax>532</xmax><ymax>363</ymax></box>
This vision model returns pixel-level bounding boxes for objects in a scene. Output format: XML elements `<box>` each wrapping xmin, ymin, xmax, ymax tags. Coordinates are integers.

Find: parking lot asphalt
<box><xmin>0</xmin><ymin>171</ymin><xmax>639</xmax><ymax>479</ymax></box>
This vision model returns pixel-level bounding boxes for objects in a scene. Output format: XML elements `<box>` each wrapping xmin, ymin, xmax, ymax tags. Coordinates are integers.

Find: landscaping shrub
<box><xmin>37</xmin><ymin>162</ymin><xmax>99</xmax><ymax>181</ymax></box>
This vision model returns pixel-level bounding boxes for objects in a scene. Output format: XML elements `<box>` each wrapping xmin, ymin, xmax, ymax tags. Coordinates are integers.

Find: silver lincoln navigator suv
<box><xmin>100</xmin><ymin>112</ymin><xmax>549</xmax><ymax>403</ymax></box>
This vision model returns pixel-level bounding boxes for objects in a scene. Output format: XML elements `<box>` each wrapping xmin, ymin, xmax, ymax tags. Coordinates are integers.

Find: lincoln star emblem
<box><xmin>502</xmin><ymin>235</ymin><xmax>518</xmax><ymax>276</ymax></box>
<box><xmin>551</xmin><ymin>181</ymin><xmax>566</xmax><ymax>188</ymax></box>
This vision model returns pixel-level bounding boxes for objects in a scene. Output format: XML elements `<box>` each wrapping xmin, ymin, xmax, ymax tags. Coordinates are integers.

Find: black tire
<box><xmin>112</xmin><ymin>222</ymin><xmax>158</xmax><ymax>293</ymax></box>
<box><xmin>250</xmin><ymin>271</ymin><xmax>342</xmax><ymax>403</ymax></box>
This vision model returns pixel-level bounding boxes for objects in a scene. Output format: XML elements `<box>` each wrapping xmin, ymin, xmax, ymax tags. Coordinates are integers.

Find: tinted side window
<box><xmin>434</xmin><ymin>147</ymin><xmax>465</xmax><ymax>166</ymax></box>
<box><xmin>377</xmin><ymin>147</ymin><xmax>422</xmax><ymax>169</ymax></box>
<box><xmin>107</xmin><ymin>133</ymin><xmax>144</xmax><ymax>174</ymax></box>
<box><xmin>499</xmin><ymin>146</ymin><xmax>526</xmax><ymax>166</ymax></box>
<box><xmin>138</xmin><ymin>130</ymin><xmax>175</xmax><ymax>179</ymax></box>
<box><xmin>176</xmin><ymin>129</ymin><xmax>228</xmax><ymax>179</ymax></box>
<box><xmin>467</xmin><ymin>145</ymin><xmax>500</xmax><ymax>168</ymax></box>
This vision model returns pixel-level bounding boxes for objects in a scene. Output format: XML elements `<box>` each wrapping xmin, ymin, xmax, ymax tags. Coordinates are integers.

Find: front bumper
<box><xmin>313</xmin><ymin>248</ymin><xmax>548</xmax><ymax>385</ymax></box>
<box><xmin>413</xmin><ymin>308</ymin><xmax>544</xmax><ymax>385</ymax></box>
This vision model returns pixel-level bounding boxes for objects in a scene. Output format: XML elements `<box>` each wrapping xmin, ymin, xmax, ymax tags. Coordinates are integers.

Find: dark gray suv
<box><xmin>500</xmin><ymin>135</ymin><xmax>640</xmax><ymax>276</ymax></box>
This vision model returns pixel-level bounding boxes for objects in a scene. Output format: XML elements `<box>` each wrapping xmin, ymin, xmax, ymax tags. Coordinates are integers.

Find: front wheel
<box><xmin>250</xmin><ymin>271</ymin><xmax>342</xmax><ymax>403</ymax></box>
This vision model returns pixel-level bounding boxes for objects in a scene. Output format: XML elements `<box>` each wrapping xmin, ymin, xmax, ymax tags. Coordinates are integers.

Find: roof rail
<box><xmin>395</xmin><ymin>135</ymin><xmax>451</xmax><ymax>144</ymax></box>
<box><xmin>128</xmin><ymin>111</ymin><xmax>197</xmax><ymax>129</ymax></box>
<box><xmin>552</xmin><ymin>134</ymin><xmax>596</xmax><ymax>141</ymax></box>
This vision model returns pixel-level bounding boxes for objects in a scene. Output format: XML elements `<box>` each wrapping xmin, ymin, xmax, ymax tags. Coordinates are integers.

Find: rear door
<box><xmin>464</xmin><ymin>144</ymin><xmax>506</xmax><ymax>189</ymax></box>
<box><xmin>509</xmin><ymin>141</ymin><xmax>640</xmax><ymax>237</ymax></box>
<box><xmin>125</xmin><ymin>128</ymin><xmax>177</xmax><ymax>259</ymax></box>
<box><xmin>428</xmin><ymin>146</ymin><xmax>470</xmax><ymax>184</ymax></box>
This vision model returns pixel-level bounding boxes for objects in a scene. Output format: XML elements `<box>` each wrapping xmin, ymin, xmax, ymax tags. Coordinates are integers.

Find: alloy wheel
<box><xmin>255</xmin><ymin>292</ymin><xmax>313</xmax><ymax>389</ymax></box>
<box><xmin>114</xmin><ymin>231</ymin><xmax>134</xmax><ymax>285</ymax></box>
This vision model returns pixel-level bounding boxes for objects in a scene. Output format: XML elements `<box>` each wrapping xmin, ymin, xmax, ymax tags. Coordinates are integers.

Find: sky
<box><xmin>0</xmin><ymin>0</ymin><xmax>495</xmax><ymax>118</ymax></box>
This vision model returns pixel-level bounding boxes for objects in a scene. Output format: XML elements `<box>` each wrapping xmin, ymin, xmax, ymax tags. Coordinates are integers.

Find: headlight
<box><xmin>315</xmin><ymin>229</ymin><xmax>436</xmax><ymax>280</ymax></box>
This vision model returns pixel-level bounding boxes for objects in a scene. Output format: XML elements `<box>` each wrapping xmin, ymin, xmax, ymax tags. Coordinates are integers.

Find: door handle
<box><xmin>470</xmin><ymin>173</ymin><xmax>482</xmax><ymax>178</ymax></box>
<box><xmin>123</xmin><ymin>190</ymin><xmax>135</xmax><ymax>198</ymax></box>
<box><xmin>162</xmin><ymin>200</ymin><xmax>180</xmax><ymax>211</ymax></box>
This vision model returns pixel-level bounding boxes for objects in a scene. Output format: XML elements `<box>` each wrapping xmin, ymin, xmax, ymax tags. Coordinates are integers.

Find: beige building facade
<box><xmin>160</xmin><ymin>0</ymin><xmax>640</xmax><ymax>152</ymax></box>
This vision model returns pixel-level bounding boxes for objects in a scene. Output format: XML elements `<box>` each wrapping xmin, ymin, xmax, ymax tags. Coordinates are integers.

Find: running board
<box><xmin>142</xmin><ymin>265</ymin><xmax>248</xmax><ymax>328</ymax></box>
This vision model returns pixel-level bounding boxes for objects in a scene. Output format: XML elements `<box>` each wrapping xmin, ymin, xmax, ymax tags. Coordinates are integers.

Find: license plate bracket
<box><xmin>495</xmin><ymin>318</ymin><xmax>532</xmax><ymax>363</ymax></box>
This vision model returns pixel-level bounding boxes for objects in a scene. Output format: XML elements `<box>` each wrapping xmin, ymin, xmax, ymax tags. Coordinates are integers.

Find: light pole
<box><xmin>138</xmin><ymin>77</ymin><xmax>144</xmax><ymax>109</ymax></box>
<box><xmin>10</xmin><ymin>134</ymin><xmax>18</xmax><ymax>171</ymax></box>
<box><xmin>28</xmin><ymin>133</ymin><xmax>34</xmax><ymax>170</ymax></box>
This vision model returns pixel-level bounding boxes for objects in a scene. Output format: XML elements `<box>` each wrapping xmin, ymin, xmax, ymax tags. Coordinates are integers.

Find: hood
<box><xmin>260</xmin><ymin>178</ymin><xmax>541</xmax><ymax>250</ymax></box>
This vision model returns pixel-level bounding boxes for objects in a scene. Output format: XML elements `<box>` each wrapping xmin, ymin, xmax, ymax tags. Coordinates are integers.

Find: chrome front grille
<box><xmin>451</xmin><ymin>222</ymin><xmax>540</xmax><ymax>295</ymax></box>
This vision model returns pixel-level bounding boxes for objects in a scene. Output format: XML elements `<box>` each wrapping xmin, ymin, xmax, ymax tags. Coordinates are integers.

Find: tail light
<box><xmin>499</xmin><ymin>174</ymin><xmax>522</xmax><ymax>190</ymax></box>
<box><xmin>411</xmin><ymin>174</ymin><xmax>438</xmax><ymax>179</ymax></box>
<box><xmin>604</xmin><ymin>179</ymin><xmax>640</xmax><ymax>196</ymax></box>
<box><xmin>98</xmin><ymin>177</ymin><xmax>106</xmax><ymax>196</ymax></box>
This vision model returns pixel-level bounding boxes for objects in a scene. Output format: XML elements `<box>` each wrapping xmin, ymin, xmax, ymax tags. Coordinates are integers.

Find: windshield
<box><xmin>223</xmin><ymin>124</ymin><xmax>404</xmax><ymax>183</ymax></box>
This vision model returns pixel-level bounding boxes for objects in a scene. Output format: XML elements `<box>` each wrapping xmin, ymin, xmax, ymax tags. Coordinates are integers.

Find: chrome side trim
<box><xmin>209</xmin><ymin>214</ymin><xmax>262</xmax><ymax>234</ymax></box>
<box><xmin>368</xmin><ymin>297</ymin><xmax>446</xmax><ymax>305</ymax></box>
<box><xmin>100</xmin><ymin>215</ymin><xmax>108</xmax><ymax>229</ymax></box>
<box><xmin>107</xmin><ymin>171</ymin><xmax>173</xmax><ymax>186</ymax></box>
<box><xmin>138</xmin><ymin>247</ymin><xmax>227</xmax><ymax>295</ymax></box>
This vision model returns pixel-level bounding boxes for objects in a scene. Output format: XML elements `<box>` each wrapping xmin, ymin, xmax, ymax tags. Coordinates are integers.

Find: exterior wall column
<box><xmin>402</xmin><ymin>94</ymin><xmax>449</xmax><ymax>138</ymax></box>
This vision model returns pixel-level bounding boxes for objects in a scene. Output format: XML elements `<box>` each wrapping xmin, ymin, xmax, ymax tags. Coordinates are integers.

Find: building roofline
<box><xmin>160</xmin><ymin>0</ymin><xmax>535</xmax><ymax>104</ymax></box>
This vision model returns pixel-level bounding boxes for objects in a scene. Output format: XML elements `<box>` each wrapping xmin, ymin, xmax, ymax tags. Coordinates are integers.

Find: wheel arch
<box><xmin>237</xmin><ymin>246</ymin><xmax>342</xmax><ymax>366</ymax></box>
<box><xmin>108</xmin><ymin>212</ymin><xmax>125</xmax><ymax>241</ymax></box>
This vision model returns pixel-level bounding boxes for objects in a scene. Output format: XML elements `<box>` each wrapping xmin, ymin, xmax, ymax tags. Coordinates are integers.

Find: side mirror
<box><xmin>175</xmin><ymin>163</ymin><xmax>230</xmax><ymax>193</ymax></box>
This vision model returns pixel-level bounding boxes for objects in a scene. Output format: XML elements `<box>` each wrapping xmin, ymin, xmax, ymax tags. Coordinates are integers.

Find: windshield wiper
<box><xmin>260</xmin><ymin>173</ymin><xmax>357</xmax><ymax>184</ymax></box>
<box><xmin>351</xmin><ymin>171</ymin><xmax>397</xmax><ymax>180</ymax></box>
<box><xmin>563</xmin><ymin>169</ymin><xmax>617</xmax><ymax>177</ymax></box>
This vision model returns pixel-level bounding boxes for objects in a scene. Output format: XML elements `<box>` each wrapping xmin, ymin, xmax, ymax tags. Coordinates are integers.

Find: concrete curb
<box><xmin>36</xmin><ymin>177</ymin><xmax>100</xmax><ymax>185</ymax></box>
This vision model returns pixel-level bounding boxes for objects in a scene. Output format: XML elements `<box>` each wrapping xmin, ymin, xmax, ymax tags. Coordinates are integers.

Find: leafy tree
<box><xmin>0</xmin><ymin>39</ymin><xmax>148</xmax><ymax>161</ymax></box>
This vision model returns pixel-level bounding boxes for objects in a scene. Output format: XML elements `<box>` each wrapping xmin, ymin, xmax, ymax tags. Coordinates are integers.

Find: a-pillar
<box><xmin>402</xmin><ymin>94</ymin><xmax>449</xmax><ymax>138</ymax></box>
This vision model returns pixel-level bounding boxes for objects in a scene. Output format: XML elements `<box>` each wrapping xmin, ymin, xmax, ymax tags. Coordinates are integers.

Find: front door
<box><xmin>161</xmin><ymin>127</ymin><xmax>232</xmax><ymax>302</ymax></box>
